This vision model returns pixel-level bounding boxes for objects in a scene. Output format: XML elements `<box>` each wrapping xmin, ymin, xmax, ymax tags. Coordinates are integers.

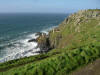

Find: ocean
<box><xmin>0</xmin><ymin>13</ymin><xmax>68</xmax><ymax>62</ymax></box>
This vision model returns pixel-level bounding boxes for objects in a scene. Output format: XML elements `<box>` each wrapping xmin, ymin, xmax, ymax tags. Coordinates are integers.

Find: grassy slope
<box><xmin>70</xmin><ymin>58</ymin><xmax>100</xmax><ymax>75</ymax></box>
<box><xmin>0</xmin><ymin>9</ymin><xmax>100</xmax><ymax>75</ymax></box>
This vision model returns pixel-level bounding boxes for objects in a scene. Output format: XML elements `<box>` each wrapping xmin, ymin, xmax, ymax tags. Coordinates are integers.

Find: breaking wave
<box><xmin>0</xmin><ymin>26</ymin><xmax>57</xmax><ymax>63</ymax></box>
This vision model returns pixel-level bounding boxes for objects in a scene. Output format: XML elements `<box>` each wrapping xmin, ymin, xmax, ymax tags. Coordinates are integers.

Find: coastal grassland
<box><xmin>0</xmin><ymin>9</ymin><xmax>100</xmax><ymax>75</ymax></box>
<box><xmin>49</xmin><ymin>15</ymin><xmax>100</xmax><ymax>49</ymax></box>
<box><xmin>0</xmin><ymin>42</ymin><xmax>100</xmax><ymax>75</ymax></box>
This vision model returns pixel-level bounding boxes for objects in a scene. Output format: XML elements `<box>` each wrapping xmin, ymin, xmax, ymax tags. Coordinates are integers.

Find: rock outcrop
<box><xmin>28</xmin><ymin>39</ymin><xmax>37</xmax><ymax>42</ymax></box>
<box><xmin>36</xmin><ymin>9</ymin><xmax>100</xmax><ymax>52</ymax></box>
<box><xmin>36</xmin><ymin>33</ymin><xmax>51</xmax><ymax>53</ymax></box>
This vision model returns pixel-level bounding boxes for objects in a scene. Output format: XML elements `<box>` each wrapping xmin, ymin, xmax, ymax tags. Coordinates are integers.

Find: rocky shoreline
<box><xmin>28</xmin><ymin>32</ymin><xmax>53</xmax><ymax>53</ymax></box>
<box><xmin>28</xmin><ymin>9</ymin><xmax>100</xmax><ymax>54</ymax></box>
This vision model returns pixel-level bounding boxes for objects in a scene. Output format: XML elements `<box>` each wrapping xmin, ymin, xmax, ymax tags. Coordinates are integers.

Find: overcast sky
<box><xmin>0</xmin><ymin>0</ymin><xmax>100</xmax><ymax>13</ymax></box>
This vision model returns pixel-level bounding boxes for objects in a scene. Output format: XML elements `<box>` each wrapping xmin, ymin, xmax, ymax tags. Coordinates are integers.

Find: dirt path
<box><xmin>70</xmin><ymin>59</ymin><xmax>100</xmax><ymax>75</ymax></box>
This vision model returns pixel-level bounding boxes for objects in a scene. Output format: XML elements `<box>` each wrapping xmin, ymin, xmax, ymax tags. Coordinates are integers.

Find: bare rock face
<box><xmin>75</xmin><ymin>9</ymin><xmax>100</xmax><ymax>19</ymax></box>
<box><xmin>28</xmin><ymin>32</ymin><xmax>42</xmax><ymax>43</ymax></box>
<box><xmin>36</xmin><ymin>33</ymin><xmax>51</xmax><ymax>53</ymax></box>
<box><xmin>28</xmin><ymin>39</ymin><xmax>37</xmax><ymax>42</ymax></box>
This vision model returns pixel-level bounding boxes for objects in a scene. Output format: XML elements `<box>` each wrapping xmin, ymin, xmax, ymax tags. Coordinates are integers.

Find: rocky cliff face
<box><xmin>37</xmin><ymin>9</ymin><xmax>100</xmax><ymax>52</ymax></box>
<box><xmin>36</xmin><ymin>33</ymin><xmax>51</xmax><ymax>53</ymax></box>
<box><xmin>1</xmin><ymin>9</ymin><xmax>100</xmax><ymax>75</ymax></box>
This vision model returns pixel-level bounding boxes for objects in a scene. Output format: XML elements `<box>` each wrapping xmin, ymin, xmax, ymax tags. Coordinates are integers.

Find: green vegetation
<box><xmin>0</xmin><ymin>42</ymin><xmax>100</xmax><ymax>75</ymax></box>
<box><xmin>0</xmin><ymin>9</ymin><xmax>100</xmax><ymax>75</ymax></box>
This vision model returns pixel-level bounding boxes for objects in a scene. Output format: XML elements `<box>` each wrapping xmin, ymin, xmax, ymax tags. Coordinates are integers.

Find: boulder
<box><xmin>28</xmin><ymin>39</ymin><xmax>37</xmax><ymax>42</ymax></box>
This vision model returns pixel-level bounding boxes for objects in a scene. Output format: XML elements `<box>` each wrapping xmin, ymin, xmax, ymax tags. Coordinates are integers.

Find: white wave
<box><xmin>41</xmin><ymin>26</ymin><xmax>58</xmax><ymax>34</ymax></box>
<box><xmin>0</xmin><ymin>26</ymin><xmax>57</xmax><ymax>63</ymax></box>
<box><xmin>0</xmin><ymin>33</ymin><xmax>40</xmax><ymax>63</ymax></box>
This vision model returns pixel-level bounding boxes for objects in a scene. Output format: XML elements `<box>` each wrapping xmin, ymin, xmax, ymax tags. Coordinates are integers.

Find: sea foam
<box><xmin>0</xmin><ymin>33</ymin><xmax>40</xmax><ymax>62</ymax></box>
<box><xmin>0</xmin><ymin>26</ymin><xmax>57</xmax><ymax>63</ymax></box>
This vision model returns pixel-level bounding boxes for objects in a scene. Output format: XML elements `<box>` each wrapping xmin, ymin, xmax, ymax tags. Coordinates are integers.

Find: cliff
<box><xmin>0</xmin><ymin>9</ymin><xmax>100</xmax><ymax>75</ymax></box>
<box><xmin>37</xmin><ymin>9</ymin><xmax>100</xmax><ymax>51</ymax></box>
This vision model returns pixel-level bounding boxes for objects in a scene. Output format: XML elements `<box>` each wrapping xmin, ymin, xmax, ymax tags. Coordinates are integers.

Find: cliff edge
<box><xmin>0</xmin><ymin>9</ymin><xmax>100</xmax><ymax>75</ymax></box>
<box><xmin>37</xmin><ymin>9</ymin><xmax>100</xmax><ymax>51</ymax></box>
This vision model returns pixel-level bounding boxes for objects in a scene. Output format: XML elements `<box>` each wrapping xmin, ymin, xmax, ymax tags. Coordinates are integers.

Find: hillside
<box><xmin>71</xmin><ymin>58</ymin><xmax>100</xmax><ymax>75</ymax></box>
<box><xmin>0</xmin><ymin>9</ymin><xmax>100</xmax><ymax>75</ymax></box>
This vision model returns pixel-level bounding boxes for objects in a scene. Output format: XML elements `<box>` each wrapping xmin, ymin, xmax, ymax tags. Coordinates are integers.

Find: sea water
<box><xmin>0</xmin><ymin>13</ymin><xmax>67</xmax><ymax>62</ymax></box>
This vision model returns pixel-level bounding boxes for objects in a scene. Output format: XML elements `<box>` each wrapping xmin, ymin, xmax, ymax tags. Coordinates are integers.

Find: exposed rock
<box><xmin>36</xmin><ymin>9</ymin><xmax>100</xmax><ymax>53</ymax></box>
<box><xmin>35</xmin><ymin>32</ymin><xmax>42</xmax><ymax>36</ymax></box>
<box><xmin>28</xmin><ymin>32</ymin><xmax>47</xmax><ymax>43</ymax></box>
<box><xmin>28</xmin><ymin>39</ymin><xmax>37</xmax><ymax>42</ymax></box>
<box><xmin>28</xmin><ymin>32</ymin><xmax>43</xmax><ymax>43</ymax></box>
<box><xmin>54</xmin><ymin>28</ymin><xmax>60</xmax><ymax>32</ymax></box>
<box><xmin>36</xmin><ymin>33</ymin><xmax>51</xmax><ymax>53</ymax></box>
